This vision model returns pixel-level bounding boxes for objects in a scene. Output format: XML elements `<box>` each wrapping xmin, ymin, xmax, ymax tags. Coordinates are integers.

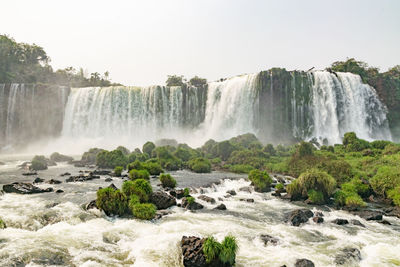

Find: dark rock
<box><xmin>65</xmin><ymin>172</ymin><xmax>101</xmax><ymax>183</ymax></box>
<box><xmin>384</xmin><ymin>207</ymin><xmax>400</xmax><ymax>218</ymax></box>
<box><xmin>198</xmin><ymin>195</ymin><xmax>216</xmax><ymax>204</ymax></box>
<box><xmin>154</xmin><ymin>210</ymin><xmax>172</xmax><ymax>220</ymax></box>
<box><xmin>271</xmin><ymin>192</ymin><xmax>281</xmax><ymax>197</ymax></box>
<box><xmin>22</xmin><ymin>172</ymin><xmax>38</xmax><ymax>176</ymax></box>
<box><xmin>313</xmin><ymin>217</ymin><xmax>324</xmax><ymax>223</ymax></box>
<box><xmin>60</xmin><ymin>172</ymin><xmax>71</xmax><ymax>176</ymax></box>
<box><xmin>150</xmin><ymin>191</ymin><xmax>177</xmax><ymax>209</ymax></box>
<box><xmin>352</xmin><ymin>210</ymin><xmax>383</xmax><ymax>221</ymax></box>
<box><xmin>45</xmin><ymin>202</ymin><xmax>60</xmax><ymax>208</ymax></box>
<box><xmin>281</xmin><ymin>193</ymin><xmax>292</xmax><ymax>200</ymax></box>
<box><xmin>350</xmin><ymin>220</ymin><xmax>365</xmax><ymax>228</ymax></box>
<box><xmin>33</xmin><ymin>177</ymin><xmax>44</xmax><ymax>183</ymax></box>
<box><xmin>55</xmin><ymin>189</ymin><xmax>64</xmax><ymax>193</ymax></box>
<box><xmin>92</xmin><ymin>170</ymin><xmax>111</xmax><ymax>175</ymax></box>
<box><xmin>239</xmin><ymin>198</ymin><xmax>254</xmax><ymax>203</ymax></box>
<box><xmin>260</xmin><ymin>234</ymin><xmax>278</xmax><ymax>245</ymax></box>
<box><xmin>182</xmin><ymin>197</ymin><xmax>204</xmax><ymax>210</ymax></box>
<box><xmin>170</xmin><ymin>189</ymin><xmax>185</xmax><ymax>199</ymax></box>
<box><xmin>314</xmin><ymin>211</ymin><xmax>324</xmax><ymax>217</ymax></box>
<box><xmin>238</xmin><ymin>186</ymin><xmax>252</xmax><ymax>193</ymax></box>
<box><xmin>107</xmin><ymin>183</ymin><xmax>118</xmax><ymax>190</ymax></box>
<box><xmin>86</xmin><ymin>200</ymin><xmax>98</xmax><ymax>210</ymax></box>
<box><xmin>105</xmin><ymin>177</ymin><xmax>113</xmax><ymax>182</ymax></box>
<box><xmin>48</xmin><ymin>179</ymin><xmax>62</xmax><ymax>184</ymax></box>
<box><xmin>295</xmin><ymin>259</ymin><xmax>315</xmax><ymax>267</ymax></box>
<box><xmin>334</xmin><ymin>247</ymin><xmax>361</xmax><ymax>265</ymax></box>
<box><xmin>181</xmin><ymin>236</ymin><xmax>207</xmax><ymax>267</ymax></box>
<box><xmin>286</xmin><ymin>209</ymin><xmax>314</xmax><ymax>226</ymax></box>
<box><xmin>3</xmin><ymin>182</ymin><xmax>52</xmax><ymax>194</ymax></box>
<box><xmin>380</xmin><ymin>220</ymin><xmax>391</xmax><ymax>225</ymax></box>
<box><xmin>332</xmin><ymin>219</ymin><xmax>349</xmax><ymax>225</ymax></box>
<box><xmin>226</xmin><ymin>190</ymin><xmax>236</xmax><ymax>196</ymax></box>
<box><xmin>214</xmin><ymin>204</ymin><xmax>227</xmax><ymax>210</ymax></box>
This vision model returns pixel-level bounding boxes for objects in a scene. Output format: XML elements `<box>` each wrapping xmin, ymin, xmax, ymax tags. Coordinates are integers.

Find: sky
<box><xmin>1</xmin><ymin>0</ymin><xmax>400</xmax><ymax>86</ymax></box>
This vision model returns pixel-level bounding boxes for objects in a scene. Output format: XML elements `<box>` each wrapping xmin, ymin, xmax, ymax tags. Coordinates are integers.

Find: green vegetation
<box><xmin>275</xmin><ymin>183</ymin><xmax>284</xmax><ymax>190</ymax></box>
<box><xmin>186</xmin><ymin>196</ymin><xmax>195</xmax><ymax>204</ymax></box>
<box><xmin>81</xmin><ymin>148</ymin><xmax>104</xmax><ymax>164</ymax></box>
<box><xmin>114</xmin><ymin>166</ymin><xmax>123</xmax><ymax>177</ymax></box>
<box><xmin>142</xmin><ymin>141</ymin><xmax>156</xmax><ymax>156</ymax></box>
<box><xmin>122</xmin><ymin>179</ymin><xmax>152</xmax><ymax>203</ymax></box>
<box><xmin>203</xmin><ymin>235</ymin><xmax>238</xmax><ymax>265</ymax></box>
<box><xmin>131</xmin><ymin>203</ymin><xmax>157</xmax><ymax>220</ymax></box>
<box><xmin>129</xmin><ymin>169</ymin><xmax>150</xmax><ymax>180</ymax></box>
<box><xmin>96</xmin><ymin>187</ymin><xmax>128</xmax><ymax>216</ymax></box>
<box><xmin>370</xmin><ymin>166</ymin><xmax>400</xmax><ymax>197</ymax></box>
<box><xmin>96</xmin><ymin>149</ymin><xmax>128</xmax><ymax>169</ymax></box>
<box><xmin>160</xmin><ymin>173</ymin><xmax>177</xmax><ymax>188</ymax></box>
<box><xmin>203</xmin><ymin>236</ymin><xmax>221</xmax><ymax>264</ymax></box>
<box><xmin>143</xmin><ymin>161</ymin><xmax>163</xmax><ymax>175</ymax></box>
<box><xmin>183</xmin><ymin>188</ymin><xmax>190</xmax><ymax>197</ymax></box>
<box><xmin>0</xmin><ymin>218</ymin><xmax>6</xmax><ymax>229</ymax></box>
<box><xmin>30</xmin><ymin>155</ymin><xmax>48</xmax><ymax>171</ymax></box>
<box><xmin>248</xmin><ymin>170</ymin><xmax>272</xmax><ymax>192</ymax></box>
<box><xmin>188</xmin><ymin>157</ymin><xmax>211</xmax><ymax>173</ymax></box>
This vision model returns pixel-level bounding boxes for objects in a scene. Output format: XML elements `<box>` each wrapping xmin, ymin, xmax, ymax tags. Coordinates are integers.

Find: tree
<box><xmin>189</xmin><ymin>76</ymin><xmax>207</xmax><ymax>87</ymax></box>
<box><xmin>166</xmin><ymin>75</ymin><xmax>184</xmax><ymax>86</ymax></box>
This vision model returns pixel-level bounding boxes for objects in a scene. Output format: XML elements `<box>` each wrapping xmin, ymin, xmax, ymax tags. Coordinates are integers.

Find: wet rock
<box><xmin>334</xmin><ymin>247</ymin><xmax>361</xmax><ymax>265</ymax></box>
<box><xmin>107</xmin><ymin>183</ymin><xmax>118</xmax><ymax>190</ymax></box>
<box><xmin>352</xmin><ymin>210</ymin><xmax>383</xmax><ymax>221</ymax></box>
<box><xmin>105</xmin><ymin>177</ymin><xmax>113</xmax><ymax>182</ymax></box>
<box><xmin>332</xmin><ymin>219</ymin><xmax>349</xmax><ymax>225</ymax></box>
<box><xmin>224</xmin><ymin>194</ymin><xmax>232</xmax><ymax>198</ymax></box>
<box><xmin>181</xmin><ymin>236</ymin><xmax>207</xmax><ymax>267</ymax></box>
<box><xmin>22</xmin><ymin>171</ymin><xmax>38</xmax><ymax>176</ymax></box>
<box><xmin>48</xmin><ymin>179</ymin><xmax>62</xmax><ymax>184</ymax></box>
<box><xmin>280</xmin><ymin>193</ymin><xmax>292</xmax><ymax>200</ymax></box>
<box><xmin>45</xmin><ymin>202</ymin><xmax>60</xmax><ymax>208</ymax></box>
<box><xmin>384</xmin><ymin>207</ymin><xmax>400</xmax><ymax>218</ymax></box>
<box><xmin>350</xmin><ymin>219</ymin><xmax>365</xmax><ymax>228</ymax></box>
<box><xmin>314</xmin><ymin>211</ymin><xmax>324</xmax><ymax>217</ymax></box>
<box><xmin>92</xmin><ymin>170</ymin><xmax>111</xmax><ymax>175</ymax></box>
<box><xmin>33</xmin><ymin>177</ymin><xmax>44</xmax><ymax>183</ymax></box>
<box><xmin>154</xmin><ymin>210</ymin><xmax>173</xmax><ymax>220</ymax></box>
<box><xmin>150</xmin><ymin>191</ymin><xmax>177</xmax><ymax>209</ymax></box>
<box><xmin>295</xmin><ymin>259</ymin><xmax>315</xmax><ymax>267</ymax></box>
<box><xmin>271</xmin><ymin>192</ymin><xmax>281</xmax><ymax>197</ymax></box>
<box><xmin>380</xmin><ymin>220</ymin><xmax>391</xmax><ymax>225</ymax></box>
<box><xmin>286</xmin><ymin>209</ymin><xmax>314</xmax><ymax>226</ymax></box>
<box><xmin>240</xmin><ymin>198</ymin><xmax>255</xmax><ymax>203</ymax></box>
<box><xmin>55</xmin><ymin>189</ymin><xmax>64</xmax><ymax>193</ymax></box>
<box><xmin>65</xmin><ymin>172</ymin><xmax>101</xmax><ymax>182</ymax></box>
<box><xmin>72</xmin><ymin>161</ymin><xmax>85</xmax><ymax>167</ymax></box>
<box><xmin>198</xmin><ymin>195</ymin><xmax>216</xmax><ymax>204</ymax></box>
<box><xmin>170</xmin><ymin>189</ymin><xmax>185</xmax><ymax>199</ymax></box>
<box><xmin>260</xmin><ymin>234</ymin><xmax>278</xmax><ymax>245</ymax></box>
<box><xmin>182</xmin><ymin>197</ymin><xmax>204</xmax><ymax>210</ymax></box>
<box><xmin>226</xmin><ymin>190</ymin><xmax>236</xmax><ymax>196</ymax></box>
<box><xmin>60</xmin><ymin>172</ymin><xmax>71</xmax><ymax>176</ymax></box>
<box><xmin>3</xmin><ymin>182</ymin><xmax>53</xmax><ymax>194</ymax></box>
<box><xmin>313</xmin><ymin>217</ymin><xmax>324</xmax><ymax>223</ymax></box>
<box><xmin>238</xmin><ymin>186</ymin><xmax>252</xmax><ymax>193</ymax></box>
<box><xmin>86</xmin><ymin>200</ymin><xmax>98</xmax><ymax>210</ymax></box>
<box><xmin>214</xmin><ymin>204</ymin><xmax>227</xmax><ymax>210</ymax></box>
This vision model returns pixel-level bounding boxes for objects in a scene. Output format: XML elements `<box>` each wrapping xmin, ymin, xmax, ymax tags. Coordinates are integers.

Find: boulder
<box><xmin>86</xmin><ymin>200</ymin><xmax>98</xmax><ymax>210</ymax></box>
<box><xmin>92</xmin><ymin>170</ymin><xmax>111</xmax><ymax>175</ymax></box>
<box><xmin>313</xmin><ymin>217</ymin><xmax>324</xmax><ymax>223</ymax></box>
<box><xmin>150</xmin><ymin>191</ymin><xmax>177</xmax><ymax>209</ymax></box>
<box><xmin>226</xmin><ymin>190</ymin><xmax>236</xmax><ymax>196</ymax></box>
<box><xmin>295</xmin><ymin>259</ymin><xmax>315</xmax><ymax>267</ymax></box>
<box><xmin>384</xmin><ymin>207</ymin><xmax>400</xmax><ymax>218</ymax></box>
<box><xmin>332</xmin><ymin>219</ymin><xmax>349</xmax><ymax>225</ymax></box>
<box><xmin>170</xmin><ymin>189</ymin><xmax>185</xmax><ymax>199</ymax></box>
<box><xmin>107</xmin><ymin>183</ymin><xmax>118</xmax><ymax>190</ymax></box>
<box><xmin>105</xmin><ymin>177</ymin><xmax>113</xmax><ymax>182</ymax></box>
<box><xmin>48</xmin><ymin>179</ymin><xmax>62</xmax><ymax>184</ymax></box>
<box><xmin>50</xmin><ymin>152</ymin><xmax>73</xmax><ymax>162</ymax></box>
<box><xmin>240</xmin><ymin>198</ymin><xmax>255</xmax><ymax>203</ymax></box>
<box><xmin>350</xmin><ymin>219</ymin><xmax>365</xmax><ymax>228</ymax></box>
<box><xmin>238</xmin><ymin>186</ymin><xmax>252</xmax><ymax>193</ymax></box>
<box><xmin>351</xmin><ymin>210</ymin><xmax>383</xmax><ymax>221</ymax></box>
<box><xmin>260</xmin><ymin>234</ymin><xmax>278</xmax><ymax>246</ymax></box>
<box><xmin>198</xmin><ymin>195</ymin><xmax>216</xmax><ymax>204</ymax></box>
<box><xmin>3</xmin><ymin>182</ymin><xmax>53</xmax><ymax>194</ymax></box>
<box><xmin>0</xmin><ymin>161</ymin><xmax>5</xmax><ymax>165</ymax></box>
<box><xmin>334</xmin><ymin>248</ymin><xmax>361</xmax><ymax>265</ymax></box>
<box><xmin>182</xmin><ymin>197</ymin><xmax>204</xmax><ymax>210</ymax></box>
<box><xmin>154</xmin><ymin>210</ymin><xmax>173</xmax><ymax>220</ymax></box>
<box><xmin>22</xmin><ymin>172</ymin><xmax>38</xmax><ymax>176</ymax></box>
<box><xmin>60</xmin><ymin>172</ymin><xmax>71</xmax><ymax>176</ymax></box>
<box><xmin>55</xmin><ymin>189</ymin><xmax>64</xmax><ymax>193</ymax></box>
<box><xmin>214</xmin><ymin>204</ymin><xmax>227</xmax><ymax>210</ymax></box>
<box><xmin>65</xmin><ymin>173</ymin><xmax>101</xmax><ymax>182</ymax></box>
<box><xmin>181</xmin><ymin>236</ymin><xmax>207</xmax><ymax>267</ymax></box>
<box><xmin>380</xmin><ymin>220</ymin><xmax>391</xmax><ymax>225</ymax></box>
<box><xmin>33</xmin><ymin>177</ymin><xmax>44</xmax><ymax>184</ymax></box>
<box><xmin>286</xmin><ymin>209</ymin><xmax>314</xmax><ymax>226</ymax></box>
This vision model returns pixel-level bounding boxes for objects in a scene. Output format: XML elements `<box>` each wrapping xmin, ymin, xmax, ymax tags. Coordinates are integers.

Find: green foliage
<box><xmin>30</xmin><ymin>155</ymin><xmax>48</xmax><ymax>171</ymax></box>
<box><xmin>114</xmin><ymin>166</ymin><xmax>123</xmax><ymax>177</ymax></box>
<box><xmin>82</xmin><ymin>148</ymin><xmax>104</xmax><ymax>164</ymax></box>
<box><xmin>203</xmin><ymin>237</ymin><xmax>222</xmax><ymax>264</ymax></box>
<box><xmin>189</xmin><ymin>76</ymin><xmax>207</xmax><ymax>87</ymax></box>
<box><xmin>388</xmin><ymin>186</ymin><xmax>400</xmax><ymax>207</ymax></box>
<box><xmin>275</xmin><ymin>183</ymin><xmax>284</xmax><ymax>190</ymax></box>
<box><xmin>154</xmin><ymin>146</ymin><xmax>181</xmax><ymax>170</ymax></box>
<box><xmin>166</xmin><ymin>75</ymin><xmax>184</xmax><ymax>86</ymax></box>
<box><xmin>287</xmin><ymin>169</ymin><xmax>336</xmax><ymax>202</ymax></box>
<box><xmin>370</xmin><ymin>166</ymin><xmax>400</xmax><ymax>197</ymax></box>
<box><xmin>307</xmin><ymin>189</ymin><xmax>325</xmax><ymax>204</ymax></box>
<box><xmin>383</xmin><ymin>144</ymin><xmax>400</xmax><ymax>155</ymax></box>
<box><xmin>186</xmin><ymin>196</ymin><xmax>195</xmax><ymax>204</ymax></box>
<box><xmin>50</xmin><ymin>152</ymin><xmax>73</xmax><ymax>162</ymax></box>
<box><xmin>143</xmin><ymin>162</ymin><xmax>163</xmax><ymax>175</ymax></box>
<box><xmin>173</xmin><ymin>146</ymin><xmax>200</xmax><ymax>162</ymax></box>
<box><xmin>215</xmin><ymin>141</ymin><xmax>236</xmax><ymax>161</ymax></box>
<box><xmin>116</xmin><ymin>146</ymin><xmax>130</xmax><ymax>155</ymax></box>
<box><xmin>227</xmin><ymin>149</ymin><xmax>268</xmax><ymax>169</ymax></box>
<box><xmin>96</xmin><ymin>188</ymin><xmax>128</xmax><ymax>216</ymax></box>
<box><xmin>263</xmin><ymin>144</ymin><xmax>276</xmax><ymax>156</ymax></box>
<box><xmin>127</xmin><ymin>160</ymin><xmax>144</xmax><ymax>171</ymax></box>
<box><xmin>228</xmin><ymin>164</ymin><xmax>254</xmax><ymax>174</ymax></box>
<box><xmin>129</xmin><ymin>169</ymin><xmax>150</xmax><ymax>180</ymax></box>
<box><xmin>183</xmin><ymin>188</ymin><xmax>190</xmax><ymax>197</ymax></box>
<box><xmin>142</xmin><ymin>141</ymin><xmax>156</xmax><ymax>156</ymax></box>
<box><xmin>317</xmin><ymin>159</ymin><xmax>353</xmax><ymax>185</ymax></box>
<box><xmin>0</xmin><ymin>218</ymin><xmax>6</xmax><ymax>229</ymax></box>
<box><xmin>96</xmin><ymin>149</ymin><xmax>128</xmax><ymax>169</ymax></box>
<box><xmin>128</xmin><ymin>194</ymin><xmax>140</xmax><ymax>208</ymax></box>
<box><xmin>219</xmin><ymin>235</ymin><xmax>238</xmax><ymax>265</ymax></box>
<box><xmin>160</xmin><ymin>173</ymin><xmax>177</xmax><ymax>188</ymax></box>
<box><xmin>371</xmin><ymin>140</ymin><xmax>392</xmax><ymax>150</ymax></box>
<box><xmin>122</xmin><ymin>179</ymin><xmax>152</xmax><ymax>203</ymax></box>
<box><xmin>131</xmin><ymin>203</ymin><xmax>157</xmax><ymax>220</ymax></box>
<box><xmin>127</xmin><ymin>151</ymin><xmax>148</xmax><ymax>163</ymax></box>
<box><xmin>298</xmin><ymin>141</ymin><xmax>314</xmax><ymax>157</ymax></box>
<box><xmin>188</xmin><ymin>157</ymin><xmax>211</xmax><ymax>173</ymax></box>
<box><xmin>248</xmin><ymin>170</ymin><xmax>272</xmax><ymax>192</ymax></box>
<box><xmin>343</xmin><ymin>132</ymin><xmax>370</xmax><ymax>152</ymax></box>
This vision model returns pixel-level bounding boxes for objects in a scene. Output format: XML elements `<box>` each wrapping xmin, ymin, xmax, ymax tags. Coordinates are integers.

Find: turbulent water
<box><xmin>0</xmin><ymin>161</ymin><xmax>399</xmax><ymax>266</ymax></box>
<box><xmin>0</xmin><ymin>71</ymin><xmax>393</xmax><ymax>153</ymax></box>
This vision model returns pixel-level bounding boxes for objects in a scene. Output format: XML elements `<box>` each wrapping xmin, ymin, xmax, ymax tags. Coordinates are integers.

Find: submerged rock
<box><xmin>170</xmin><ymin>189</ymin><xmax>185</xmax><ymax>199</ymax></box>
<box><xmin>65</xmin><ymin>172</ymin><xmax>101</xmax><ymax>182</ymax></box>
<box><xmin>334</xmin><ymin>247</ymin><xmax>361</xmax><ymax>265</ymax></box>
<box><xmin>50</xmin><ymin>152</ymin><xmax>74</xmax><ymax>162</ymax></box>
<box><xmin>295</xmin><ymin>259</ymin><xmax>315</xmax><ymax>267</ymax></box>
<box><xmin>150</xmin><ymin>191</ymin><xmax>177</xmax><ymax>209</ymax></box>
<box><xmin>154</xmin><ymin>210</ymin><xmax>173</xmax><ymax>220</ymax></box>
<box><xmin>48</xmin><ymin>179</ymin><xmax>62</xmax><ymax>184</ymax></box>
<box><xmin>226</xmin><ymin>190</ymin><xmax>236</xmax><ymax>196</ymax></box>
<box><xmin>198</xmin><ymin>195</ymin><xmax>216</xmax><ymax>204</ymax></box>
<box><xmin>23</xmin><ymin>171</ymin><xmax>38</xmax><ymax>176</ymax></box>
<box><xmin>86</xmin><ymin>200</ymin><xmax>98</xmax><ymax>210</ymax></box>
<box><xmin>350</xmin><ymin>219</ymin><xmax>365</xmax><ymax>228</ymax></box>
<box><xmin>286</xmin><ymin>209</ymin><xmax>313</xmax><ymax>226</ymax></box>
<box><xmin>105</xmin><ymin>177</ymin><xmax>113</xmax><ymax>182</ymax></box>
<box><xmin>55</xmin><ymin>189</ymin><xmax>64</xmax><ymax>193</ymax></box>
<box><xmin>182</xmin><ymin>197</ymin><xmax>204</xmax><ymax>210</ymax></box>
<box><xmin>351</xmin><ymin>210</ymin><xmax>383</xmax><ymax>221</ymax></box>
<box><xmin>92</xmin><ymin>170</ymin><xmax>111</xmax><ymax>175</ymax></box>
<box><xmin>384</xmin><ymin>207</ymin><xmax>400</xmax><ymax>218</ymax></box>
<box><xmin>313</xmin><ymin>217</ymin><xmax>324</xmax><ymax>223</ymax></box>
<box><xmin>3</xmin><ymin>182</ymin><xmax>52</xmax><ymax>194</ymax></box>
<box><xmin>60</xmin><ymin>172</ymin><xmax>71</xmax><ymax>176</ymax></box>
<box><xmin>238</xmin><ymin>186</ymin><xmax>252</xmax><ymax>193</ymax></box>
<box><xmin>260</xmin><ymin>234</ymin><xmax>279</xmax><ymax>246</ymax></box>
<box><xmin>33</xmin><ymin>177</ymin><xmax>45</xmax><ymax>183</ymax></box>
<box><xmin>214</xmin><ymin>204</ymin><xmax>227</xmax><ymax>210</ymax></box>
<box><xmin>332</xmin><ymin>219</ymin><xmax>349</xmax><ymax>225</ymax></box>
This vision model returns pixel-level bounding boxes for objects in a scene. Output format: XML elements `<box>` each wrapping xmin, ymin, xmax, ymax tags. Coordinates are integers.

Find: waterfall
<box><xmin>309</xmin><ymin>71</ymin><xmax>391</xmax><ymax>144</ymax></box>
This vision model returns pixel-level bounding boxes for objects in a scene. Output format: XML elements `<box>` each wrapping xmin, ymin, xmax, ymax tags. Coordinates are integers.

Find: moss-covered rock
<box><xmin>248</xmin><ymin>170</ymin><xmax>272</xmax><ymax>192</ymax></box>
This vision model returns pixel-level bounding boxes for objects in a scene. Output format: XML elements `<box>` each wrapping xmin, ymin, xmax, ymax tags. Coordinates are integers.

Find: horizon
<box><xmin>1</xmin><ymin>0</ymin><xmax>400</xmax><ymax>86</ymax></box>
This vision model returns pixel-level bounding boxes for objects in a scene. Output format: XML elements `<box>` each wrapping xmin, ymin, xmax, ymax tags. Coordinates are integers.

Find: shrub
<box><xmin>370</xmin><ymin>140</ymin><xmax>392</xmax><ymax>150</ymax></box>
<box><xmin>81</xmin><ymin>148</ymin><xmax>104</xmax><ymax>164</ymax></box>
<box><xmin>186</xmin><ymin>196</ymin><xmax>195</xmax><ymax>204</ymax></box>
<box><xmin>317</xmin><ymin>159</ymin><xmax>353</xmax><ymax>185</ymax></box>
<box><xmin>248</xmin><ymin>170</ymin><xmax>272</xmax><ymax>192</ymax></box>
<box><xmin>287</xmin><ymin>169</ymin><xmax>336</xmax><ymax>202</ymax></box>
<box><xmin>307</xmin><ymin>189</ymin><xmax>325</xmax><ymax>204</ymax></box>
<box><xmin>96</xmin><ymin>188</ymin><xmax>128</xmax><ymax>216</ymax></box>
<box><xmin>219</xmin><ymin>235</ymin><xmax>238</xmax><ymax>265</ymax></box>
<box><xmin>154</xmin><ymin>146</ymin><xmax>182</xmax><ymax>170</ymax></box>
<box><xmin>50</xmin><ymin>152</ymin><xmax>73</xmax><ymax>162</ymax></box>
<box><xmin>345</xmin><ymin>194</ymin><xmax>366</xmax><ymax>208</ymax></box>
<box><xmin>370</xmin><ymin>166</ymin><xmax>400</xmax><ymax>197</ymax></box>
<box><xmin>188</xmin><ymin>157</ymin><xmax>211</xmax><ymax>173</ymax></box>
<box><xmin>116</xmin><ymin>146</ymin><xmax>130</xmax><ymax>155</ymax></box>
<box><xmin>388</xmin><ymin>186</ymin><xmax>400</xmax><ymax>207</ymax></box>
<box><xmin>114</xmin><ymin>166</ymin><xmax>123</xmax><ymax>177</ymax></box>
<box><xmin>183</xmin><ymin>187</ymin><xmax>190</xmax><ymax>197</ymax></box>
<box><xmin>189</xmin><ymin>76</ymin><xmax>207</xmax><ymax>87</ymax></box>
<box><xmin>298</xmin><ymin>141</ymin><xmax>314</xmax><ymax>157</ymax></box>
<box><xmin>122</xmin><ymin>179</ymin><xmax>152</xmax><ymax>202</ymax></box>
<box><xmin>275</xmin><ymin>183</ymin><xmax>284</xmax><ymax>190</ymax></box>
<box><xmin>30</xmin><ymin>155</ymin><xmax>48</xmax><ymax>171</ymax></box>
<box><xmin>383</xmin><ymin>144</ymin><xmax>400</xmax><ymax>155</ymax></box>
<box><xmin>127</xmin><ymin>160</ymin><xmax>144</xmax><ymax>171</ymax></box>
<box><xmin>227</xmin><ymin>149</ymin><xmax>268</xmax><ymax>169</ymax></box>
<box><xmin>0</xmin><ymin>218</ymin><xmax>6</xmax><ymax>229</ymax></box>
<box><xmin>143</xmin><ymin>162</ymin><xmax>163</xmax><ymax>175</ymax></box>
<box><xmin>96</xmin><ymin>150</ymin><xmax>128</xmax><ymax>169</ymax></box>
<box><xmin>215</xmin><ymin>141</ymin><xmax>236</xmax><ymax>161</ymax></box>
<box><xmin>142</xmin><ymin>141</ymin><xmax>156</xmax><ymax>156</ymax></box>
<box><xmin>160</xmin><ymin>173</ymin><xmax>177</xmax><ymax>188</ymax></box>
<box><xmin>128</xmin><ymin>194</ymin><xmax>140</xmax><ymax>209</ymax></box>
<box><xmin>228</xmin><ymin>164</ymin><xmax>254</xmax><ymax>174</ymax></box>
<box><xmin>263</xmin><ymin>144</ymin><xmax>276</xmax><ymax>156</ymax></box>
<box><xmin>343</xmin><ymin>132</ymin><xmax>370</xmax><ymax>152</ymax></box>
<box><xmin>203</xmin><ymin>237</ymin><xmax>222</xmax><ymax>264</ymax></box>
<box><xmin>129</xmin><ymin>169</ymin><xmax>150</xmax><ymax>180</ymax></box>
<box><xmin>131</xmin><ymin>203</ymin><xmax>157</xmax><ymax>220</ymax></box>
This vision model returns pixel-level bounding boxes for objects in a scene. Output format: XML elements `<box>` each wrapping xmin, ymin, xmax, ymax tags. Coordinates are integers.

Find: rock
<box><xmin>380</xmin><ymin>220</ymin><xmax>391</xmax><ymax>225</ymax></box>
<box><xmin>105</xmin><ymin>177</ymin><xmax>112</xmax><ymax>182</ymax></box>
<box><xmin>352</xmin><ymin>210</ymin><xmax>383</xmax><ymax>221</ymax></box>
<box><xmin>150</xmin><ymin>191</ymin><xmax>177</xmax><ymax>209</ymax></box>
<box><xmin>260</xmin><ymin>234</ymin><xmax>278</xmax><ymax>245</ymax></box>
<box><xmin>272</xmin><ymin>192</ymin><xmax>281</xmax><ymax>197</ymax></box>
<box><xmin>226</xmin><ymin>190</ymin><xmax>236</xmax><ymax>196</ymax></box>
<box><xmin>33</xmin><ymin>177</ymin><xmax>44</xmax><ymax>183</ymax></box>
<box><xmin>55</xmin><ymin>189</ymin><xmax>64</xmax><ymax>193</ymax></box>
<box><xmin>3</xmin><ymin>182</ymin><xmax>53</xmax><ymax>194</ymax></box>
<box><xmin>332</xmin><ymin>219</ymin><xmax>349</xmax><ymax>225</ymax></box>
<box><xmin>170</xmin><ymin>189</ymin><xmax>185</xmax><ymax>199</ymax></box>
<box><xmin>334</xmin><ymin>248</ymin><xmax>361</xmax><ymax>265</ymax></box>
<box><xmin>314</xmin><ymin>211</ymin><xmax>324</xmax><ymax>217</ymax></box>
<box><xmin>214</xmin><ymin>204</ymin><xmax>227</xmax><ymax>210</ymax></box>
<box><xmin>154</xmin><ymin>210</ymin><xmax>173</xmax><ymax>220</ymax></box>
<box><xmin>48</xmin><ymin>179</ymin><xmax>62</xmax><ymax>184</ymax></box>
<box><xmin>286</xmin><ymin>209</ymin><xmax>314</xmax><ymax>226</ymax></box>
<box><xmin>65</xmin><ymin>172</ymin><xmax>101</xmax><ymax>182</ymax></box>
<box><xmin>240</xmin><ymin>198</ymin><xmax>254</xmax><ymax>203</ymax></box>
<box><xmin>182</xmin><ymin>197</ymin><xmax>204</xmax><ymax>210</ymax></box>
<box><xmin>384</xmin><ymin>207</ymin><xmax>400</xmax><ymax>218</ymax></box>
<box><xmin>313</xmin><ymin>217</ymin><xmax>324</xmax><ymax>223</ymax></box>
<box><xmin>238</xmin><ymin>186</ymin><xmax>252</xmax><ymax>193</ymax></box>
<box><xmin>181</xmin><ymin>236</ymin><xmax>207</xmax><ymax>267</ymax></box>
<box><xmin>50</xmin><ymin>152</ymin><xmax>74</xmax><ymax>162</ymax></box>
<box><xmin>22</xmin><ymin>172</ymin><xmax>38</xmax><ymax>176</ymax></box>
<box><xmin>198</xmin><ymin>195</ymin><xmax>216</xmax><ymax>204</ymax></box>
<box><xmin>86</xmin><ymin>200</ymin><xmax>98</xmax><ymax>210</ymax></box>
<box><xmin>281</xmin><ymin>193</ymin><xmax>292</xmax><ymax>200</ymax></box>
<box><xmin>107</xmin><ymin>183</ymin><xmax>118</xmax><ymax>190</ymax></box>
<box><xmin>295</xmin><ymin>259</ymin><xmax>315</xmax><ymax>267</ymax></box>
<box><xmin>350</xmin><ymin>220</ymin><xmax>365</xmax><ymax>228</ymax></box>
<box><xmin>60</xmin><ymin>172</ymin><xmax>71</xmax><ymax>176</ymax></box>
<box><xmin>92</xmin><ymin>170</ymin><xmax>111</xmax><ymax>175</ymax></box>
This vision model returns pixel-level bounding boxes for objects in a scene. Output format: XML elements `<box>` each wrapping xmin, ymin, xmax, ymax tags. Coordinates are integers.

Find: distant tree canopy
<box><xmin>0</xmin><ymin>35</ymin><xmax>121</xmax><ymax>87</ymax></box>
<box><xmin>166</xmin><ymin>74</ymin><xmax>207</xmax><ymax>87</ymax></box>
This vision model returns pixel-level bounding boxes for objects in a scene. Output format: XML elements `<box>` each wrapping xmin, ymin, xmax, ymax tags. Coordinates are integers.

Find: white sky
<box><xmin>2</xmin><ymin>0</ymin><xmax>400</xmax><ymax>86</ymax></box>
